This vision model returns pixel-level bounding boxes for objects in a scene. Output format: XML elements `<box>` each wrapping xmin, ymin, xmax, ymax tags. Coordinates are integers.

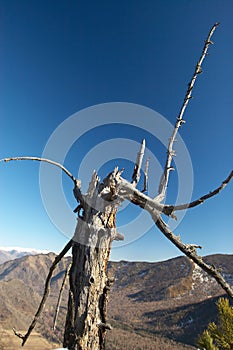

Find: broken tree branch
<box><xmin>156</xmin><ymin>22</ymin><xmax>219</xmax><ymax>202</ymax></box>
<box><xmin>117</xmin><ymin>176</ymin><xmax>177</xmax><ymax>219</ymax></box>
<box><xmin>119</xmin><ymin>177</ymin><xmax>163</xmax><ymax>211</ymax></box>
<box><xmin>142</xmin><ymin>158</ymin><xmax>149</xmax><ymax>193</ymax></box>
<box><xmin>152</xmin><ymin>212</ymin><xmax>233</xmax><ymax>299</ymax></box>
<box><xmin>14</xmin><ymin>239</ymin><xmax>73</xmax><ymax>346</ymax></box>
<box><xmin>1</xmin><ymin>156</ymin><xmax>85</xmax><ymax>214</ymax></box>
<box><xmin>132</xmin><ymin>139</ymin><xmax>146</xmax><ymax>187</ymax></box>
<box><xmin>53</xmin><ymin>261</ymin><xmax>72</xmax><ymax>331</ymax></box>
<box><xmin>0</xmin><ymin>156</ymin><xmax>77</xmax><ymax>184</ymax></box>
<box><xmin>163</xmin><ymin>170</ymin><xmax>233</xmax><ymax>216</ymax></box>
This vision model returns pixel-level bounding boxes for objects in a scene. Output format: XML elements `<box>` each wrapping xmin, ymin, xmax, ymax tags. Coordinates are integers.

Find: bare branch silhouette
<box><xmin>153</xmin><ymin>213</ymin><xmax>233</xmax><ymax>298</ymax></box>
<box><xmin>0</xmin><ymin>156</ymin><xmax>77</xmax><ymax>184</ymax></box>
<box><xmin>156</xmin><ymin>22</ymin><xmax>220</xmax><ymax>202</ymax></box>
<box><xmin>142</xmin><ymin>158</ymin><xmax>149</xmax><ymax>193</ymax></box>
<box><xmin>53</xmin><ymin>261</ymin><xmax>72</xmax><ymax>331</ymax></box>
<box><xmin>163</xmin><ymin>170</ymin><xmax>233</xmax><ymax>216</ymax></box>
<box><xmin>132</xmin><ymin>139</ymin><xmax>146</xmax><ymax>187</ymax></box>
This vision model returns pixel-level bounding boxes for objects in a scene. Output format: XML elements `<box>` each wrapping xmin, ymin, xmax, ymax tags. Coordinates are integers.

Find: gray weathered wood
<box><xmin>63</xmin><ymin>169</ymin><xmax>121</xmax><ymax>350</ymax></box>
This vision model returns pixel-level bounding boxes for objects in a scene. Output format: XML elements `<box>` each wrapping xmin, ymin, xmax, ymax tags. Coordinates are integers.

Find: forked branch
<box><xmin>156</xmin><ymin>22</ymin><xmax>220</xmax><ymax>202</ymax></box>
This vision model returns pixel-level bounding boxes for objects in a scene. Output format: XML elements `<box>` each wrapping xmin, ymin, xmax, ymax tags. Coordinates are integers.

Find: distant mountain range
<box><xmin>0</xmin><ymin>246</ymin><xmax>49</xmax><ymax>264</ymax></box>
<box><xmin>0</xmin><ymin>250</ymin><xmax>232</xmax><ymax>349</ymax></box>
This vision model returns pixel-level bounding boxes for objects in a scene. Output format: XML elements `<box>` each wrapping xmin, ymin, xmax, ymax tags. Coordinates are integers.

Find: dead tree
<box><xmin>1</xmin><ymin>22</ymin><xmax>233</xmax><ymax>350</ymax></box>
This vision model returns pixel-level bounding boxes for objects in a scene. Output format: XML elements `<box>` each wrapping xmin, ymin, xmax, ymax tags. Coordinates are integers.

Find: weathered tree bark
<box><xmin>63</xmin><ymin>170</ymin><xmax>122</xmax><ymax>350</ymax></box>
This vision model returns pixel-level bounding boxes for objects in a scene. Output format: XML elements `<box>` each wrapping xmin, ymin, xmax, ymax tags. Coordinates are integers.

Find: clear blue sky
<box><xmin>1</xmin><ymin>0</ymin><xmax>233</xmax><ymax>262</ymax></box>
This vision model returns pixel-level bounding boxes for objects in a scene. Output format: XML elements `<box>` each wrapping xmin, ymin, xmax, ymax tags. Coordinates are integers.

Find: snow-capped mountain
<box><xmin>0</xmin><ymin>246</ymin><xmax>49</xmax><ymax>264</ymax></box>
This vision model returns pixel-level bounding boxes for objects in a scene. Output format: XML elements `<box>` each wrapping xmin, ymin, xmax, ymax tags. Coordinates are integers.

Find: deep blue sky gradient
<box><xmin>1</xmin><ymin>0</ymin><xmax>233</xmax><ymax>261</ymax></box>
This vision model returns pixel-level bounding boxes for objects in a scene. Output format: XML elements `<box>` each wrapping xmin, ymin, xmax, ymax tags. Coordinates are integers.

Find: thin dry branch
<box><xmin>152</xmin><ymin>213</ymin><xmax>233</xmax><ymax>299</ymax></box>
<box><xmin>163</xmin><ymin>170</ymin><xmax>233</xmax><ymax>216</ymax></box>
<box><xmin>142</xmin><ymin>158</ymin><xmax>149</xmax><ymax>193</ymax></box>
<box><xmin>53</xmin><ymin>261</ymin><xmax>72</xmax><ymax>331</ymax></box>
<box><xmin>132</xmin><ymin>139</ymin><xmax>146</xmax><ymax>187</ymax></box>
<box><xmin>156</xmin><ymin>22</ymin><xmax>220</xmax><ymax>202</ymax></box>
<box><xmin>116</xmin><ymin>165</ymin><xmax>233</xmax><ymax>299</ymax></box>
<box><xmin>0</xmin><ymin>156</ymin><xmax>77</xmax><ymax>184</ymax></box>
<box><xmin>13</xmin><ymin>239</ymin><xmax>73</xmax><ymax>346</ymax></box>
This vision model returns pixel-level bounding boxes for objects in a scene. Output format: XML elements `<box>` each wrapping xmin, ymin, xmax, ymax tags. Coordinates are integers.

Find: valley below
<box><xmin>0</xmin><ymin>249</ymin><xmax>232</xmax><ymax>349</ymax></box>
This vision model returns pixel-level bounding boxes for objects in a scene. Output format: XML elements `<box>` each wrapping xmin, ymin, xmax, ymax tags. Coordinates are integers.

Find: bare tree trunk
<box><xmin>63</xmin><ymin>170</ymin><xmax>121</xmax><ymax>350</ymax></box>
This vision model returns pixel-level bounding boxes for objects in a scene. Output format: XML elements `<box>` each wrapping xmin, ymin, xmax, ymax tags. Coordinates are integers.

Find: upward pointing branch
<box><xmin>142</xmin><ymin>158</ymin><xmax>149</xmax><ymax>193</ymax></box>
<box><xmin>156</xmin><ymin>22</ymin><xmax>220</xmax><ymax>202</ymax></box>
<box><xmin>132</xmin><ymin>139</ymin><xmax>146</xmax><ymax>187</ymax></box>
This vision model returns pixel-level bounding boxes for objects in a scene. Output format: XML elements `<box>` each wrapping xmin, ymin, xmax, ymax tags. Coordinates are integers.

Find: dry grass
<box><xmin>105</xmin><ymin>328</ymin><xmax>195</xmax><ymax>350</ymax></box>
<box><xmin>1</xmin><ymin>253</ymin><xmax>232</xmax><ymax>348</ymax></box>
<box><xmin>0</xmin><ymin>328</ymin><xmax>57</xmax><ymax>350</ymax></box>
